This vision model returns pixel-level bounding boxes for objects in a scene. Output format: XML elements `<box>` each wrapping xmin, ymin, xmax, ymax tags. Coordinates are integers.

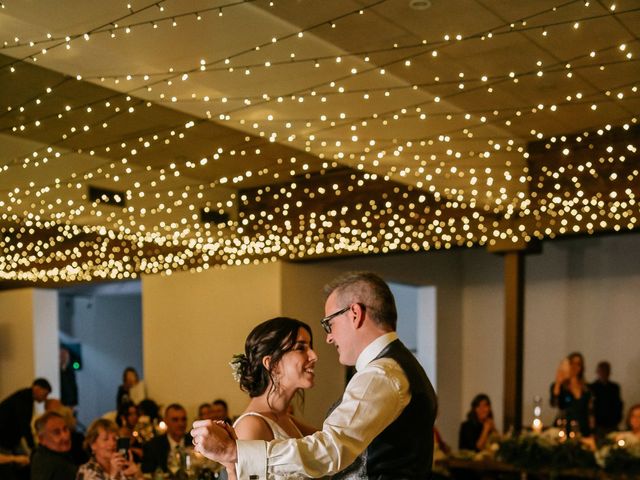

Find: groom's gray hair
<box><xmin>324</xmin><ymin>271</ymin><xmax>397</xmax><ymax>330</ymax></box>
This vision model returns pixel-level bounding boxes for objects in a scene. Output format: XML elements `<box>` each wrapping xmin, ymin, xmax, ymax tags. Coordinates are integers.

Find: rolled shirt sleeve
<box><xmin>236</xmin><ymin>357</ymin><xmax>410</xmax><ymax>479</ymax></box>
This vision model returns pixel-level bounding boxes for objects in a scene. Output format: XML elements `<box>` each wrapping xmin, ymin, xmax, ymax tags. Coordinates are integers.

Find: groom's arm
<box><xmin>236</xmin><ymin>359</ymin><xmax>410</xmax><ymax>479</ymax></box>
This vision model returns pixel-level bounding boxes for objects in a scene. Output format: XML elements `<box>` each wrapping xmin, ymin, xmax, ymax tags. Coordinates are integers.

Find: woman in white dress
<box><xmin>225</xmin><ymin>317</ymin><xmax>318</xmax><ymax>478</ymax></box>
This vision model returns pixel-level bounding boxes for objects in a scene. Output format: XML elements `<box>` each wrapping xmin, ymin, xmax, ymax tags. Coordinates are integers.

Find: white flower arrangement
<box><xmin>229</xmin><ymin>353</ymin><xmax>246</xmax><ymax>383</ymax></box>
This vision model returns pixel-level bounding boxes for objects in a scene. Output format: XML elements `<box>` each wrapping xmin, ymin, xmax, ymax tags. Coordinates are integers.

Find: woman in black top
<box><xmin>550</xmin><ymin>352</ymin><xmax>592</xmax><ymax>436</ymax></box>
<box><xmin>116</xmin><ymin>367</ymin><xmax>139</xmax><ymax>411</ymax></box>
<box><xmin>459</xmin><ymin>393</ymin><xmax>497</xmax><ymax>451</ymax></box>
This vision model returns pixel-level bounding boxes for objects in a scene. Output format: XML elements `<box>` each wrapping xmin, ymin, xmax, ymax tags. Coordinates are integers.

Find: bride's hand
<box><xmin>214</xmin><ymin>421</ymin><xmax>238</xmax><ymax>480</ymax></box>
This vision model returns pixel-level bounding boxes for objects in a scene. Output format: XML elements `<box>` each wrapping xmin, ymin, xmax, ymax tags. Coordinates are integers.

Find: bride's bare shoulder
<box><xmin>234</xmin><ymin>413</ymin><xmax>275</xmax><ymax>441</ymax></box>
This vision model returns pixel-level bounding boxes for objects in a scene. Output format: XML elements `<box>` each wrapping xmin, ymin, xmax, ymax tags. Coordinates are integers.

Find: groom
<box><xmin>192</xmin><ymin>271</ymin><xmax>438</xmax><ymax>479</ymax></box>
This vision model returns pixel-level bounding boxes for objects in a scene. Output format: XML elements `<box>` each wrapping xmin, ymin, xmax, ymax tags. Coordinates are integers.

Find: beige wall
<box><xmin>460</xmin><ymin>250</ymin><xmax>505</xmax><ymax>432</ymax></box>
<box><xmin>280</xmin><ymin>262</ymin><xmax>355</xmax><ymax>426</ymax></box>
<box><xmin>0</xmin><ymin>288</ymin><xmax>59</xmax><ymax>400</ymax></box>
<box><xmin>142</xmin><ymin>262</ymin><xmax>283</xmax><ymax>421</ymax></box>
<box><xmin>0</xmin><ymin>289</ymin><xmax>35</xmax><ymax>399</ymax></box>
<box><xmin>33</xmin><ymin>289</ymin><xmax>60</xmax><ymax>397</ymax></box>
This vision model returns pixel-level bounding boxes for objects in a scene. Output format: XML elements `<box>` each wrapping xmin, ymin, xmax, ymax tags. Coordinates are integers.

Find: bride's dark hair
<box><xmin>236</xmin><ymin>317</ymin><xmax>313</xmax><ymax>398</ymax></box>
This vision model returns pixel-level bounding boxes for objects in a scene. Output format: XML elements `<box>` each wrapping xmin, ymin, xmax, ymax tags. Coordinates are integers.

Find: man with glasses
<box><xmin>193</xmin><ymin>271</ymin><xmax>437</xmax><ymax>479</ymax></box>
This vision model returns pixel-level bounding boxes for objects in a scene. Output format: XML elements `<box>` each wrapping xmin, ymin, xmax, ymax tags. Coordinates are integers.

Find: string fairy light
<box><xmin>0</xmin><ymin>0</ymin><xmax>175</xmax><ymax>70</ymax></box>
<box><xmin>3</xmin><ymin>2</ymin><xmax>632</xmax><ymax>132</ymax></box>
<box><xmin>0</xmin><ymin>0</ymin><xmax>638</xmax><ymax>283</ymax></box>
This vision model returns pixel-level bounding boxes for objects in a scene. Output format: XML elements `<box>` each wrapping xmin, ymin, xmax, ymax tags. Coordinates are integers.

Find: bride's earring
<box><xmin>274</xmin><ymin>374</ymin><xmax>281</xmax><ymax>392</ymax></box>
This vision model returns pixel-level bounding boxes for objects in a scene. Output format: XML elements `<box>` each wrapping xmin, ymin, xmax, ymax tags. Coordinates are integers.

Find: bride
<box><xmin>225</xmin><ymin>317</ymin><xmax>318</xmax><ymax>478</ymax></box>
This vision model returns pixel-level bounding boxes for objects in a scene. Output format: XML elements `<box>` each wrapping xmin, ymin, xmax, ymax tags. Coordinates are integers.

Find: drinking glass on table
<box><xmin>167</xmin><ymin>448</ymin><xmax>182</xmax><ymax>477</ymax></box>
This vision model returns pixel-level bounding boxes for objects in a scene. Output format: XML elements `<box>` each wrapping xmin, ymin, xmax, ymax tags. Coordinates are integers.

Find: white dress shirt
<box><xmin>236</xmin><ymin>332</ymin><xmax>411</xmax><ymax>479</ymax></box>
<box><xmin>168</xmin><ymin>434</ymin><xmax>188</xmax><ymax>454</ymax></box>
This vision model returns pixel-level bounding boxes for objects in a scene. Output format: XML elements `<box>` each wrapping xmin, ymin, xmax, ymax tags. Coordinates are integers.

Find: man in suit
<box><xmin>193</xmin><ymin>271</ymin><xmax>438</xmax><ymax>479</ymax></box>
<box><xmin>59</xmin><ymin>347</ymin><xmax>78</xmax><ymax>409</ymax></box>
<box><xmin>30</xmin><ymin>411</ymin><xmax>78</xmax><ymax>480</ymax></box>
<box><xmin>142</xmin><ymin>403</ymin><xmax>192</xmax><ymax>473</ymax></box>
<box><xmin>0</xmin><ymin>378</ymin><xmax>51</xmax><ymax>452</ymax></box>
<box><xmin>590</xmin><ymin>361</ymin><xmax>623</xmax><ymax>436</ymax></box>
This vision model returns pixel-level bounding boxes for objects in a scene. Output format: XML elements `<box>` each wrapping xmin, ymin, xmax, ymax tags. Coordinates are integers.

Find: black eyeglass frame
<box><xmin>320</xmin><ymin>305</ymin><xmax>352</xmax><ymax>334</ymax></box>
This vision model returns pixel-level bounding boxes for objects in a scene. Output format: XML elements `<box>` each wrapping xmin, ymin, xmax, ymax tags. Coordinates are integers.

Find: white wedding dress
<box><xmin>234</xmin><ymin>411</ymin><xmax>302</xmax><ymax>440</ymax></box>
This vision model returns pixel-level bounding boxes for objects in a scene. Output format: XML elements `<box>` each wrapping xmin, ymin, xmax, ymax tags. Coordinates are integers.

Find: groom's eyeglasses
<box><xmin>320</xmin><ymin>305</ymin><xmax>351</xmax><ymax>334</ymax></box>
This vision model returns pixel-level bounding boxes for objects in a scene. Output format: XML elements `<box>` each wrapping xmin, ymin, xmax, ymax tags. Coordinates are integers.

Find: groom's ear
<box><xmin>351</xmin><ymin>303</ymin><xmax>366</xmax><ymax>329</ymax></box>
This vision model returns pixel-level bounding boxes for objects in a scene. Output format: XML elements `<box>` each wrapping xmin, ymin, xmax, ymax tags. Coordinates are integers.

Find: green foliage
<box><xmin>603</xmin><ymin>446</ymin><xmax>640</xmax><ymax>475</ymax></box>
<box><xmin>498</xmin><ymin>436</ymin><xmax>596</xmax><ymax>472</ymax></box>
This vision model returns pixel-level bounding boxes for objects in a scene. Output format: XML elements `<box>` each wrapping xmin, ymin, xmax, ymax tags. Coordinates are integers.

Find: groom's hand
<box><xmin>191</xmin><ymin>419</ymin><xmax>238</xmax><ymax>463</ymax></box>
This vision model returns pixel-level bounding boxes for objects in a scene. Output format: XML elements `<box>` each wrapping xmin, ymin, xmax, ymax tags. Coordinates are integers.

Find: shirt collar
<box><xmin>167</xmin><ymin>434</ymin><xmax>184</xmax><ymax>450</ymax></box>
<box><xmin>355</xmin><ymin>331</ymin><xmax>398</xmax><ymax>371</ymax></box>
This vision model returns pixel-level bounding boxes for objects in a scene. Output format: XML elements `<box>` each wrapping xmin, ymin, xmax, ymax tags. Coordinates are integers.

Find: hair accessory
<box><xmin>229</xmin><ymin>353</ymin><xmax>246</xmax><ymax>383</ymax></box>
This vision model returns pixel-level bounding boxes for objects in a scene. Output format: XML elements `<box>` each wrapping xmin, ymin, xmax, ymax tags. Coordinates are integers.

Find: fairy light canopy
<box><xmin>0</xmin><ymin>0</ymin><xmax>638</xmax><ymax>285</ymax></box>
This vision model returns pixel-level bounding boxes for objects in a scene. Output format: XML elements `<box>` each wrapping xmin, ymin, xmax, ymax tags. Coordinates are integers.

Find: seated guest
<box><xmin>197</xmin><ymin>403</ymin><xmax>212</xmax><ymax>421</ymax></box>
<box><xmin>137</xmin><ymin>399</ymin><xmax>160</xmax><ymax>424</ymax></box>
<box><xmin>135</xmin><ymin>399</ymin><xmax>161</xmax><ymax>442</ymax></box>
<box><xmin>116</xmin><ymin>402</ymin><xmax>143</xmax><ymax>462</ymax></box>
<box><xmin>613</xmin><ymin>404</ymin><xmax>640</xmax><ymax>444</ymax></box>
<box><xmin>31</xmin><ymin>411</ymin><xmax>78</xmax><ymax>480</ymax></box>
<box><xmin>211</xmin><ymin>399</ymin><xmax>232</xmax><ymax>425</ymax></box>
<box><xmin>77</xmin><ymin>418</ymin><xmax>142</xmax><ymax>480</ymax></box>
<box><xmin>459</xmin><ymin>393</ymin><xmax>498</xmax><ymax>452</ymax></box>
<box><xmin>45</xmin><ymin>398</ymin><xmax>88</xmax><ymax>465</ymax></box>
<box><xmin>589</xmin><ymin>361</ymin><xmax>623</xmax><ymax>437</ymax></box>
<box><xmin>142</xmin><ymin>404</ymin><xmax>191</xmax><ymax>473</ymax></box>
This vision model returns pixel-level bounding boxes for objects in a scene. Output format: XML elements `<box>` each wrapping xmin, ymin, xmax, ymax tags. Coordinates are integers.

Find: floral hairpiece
<box><xmin>229</xmin><ymin>353</ymin><xmax>246</xmax><ymax>383</ymax></box>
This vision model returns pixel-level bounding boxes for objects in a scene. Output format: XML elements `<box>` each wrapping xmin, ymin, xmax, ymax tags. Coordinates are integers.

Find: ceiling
<box><xmin>0</xmin><ymin>0</ymin><xmax>638</xmax><ymax>284</ymax></box>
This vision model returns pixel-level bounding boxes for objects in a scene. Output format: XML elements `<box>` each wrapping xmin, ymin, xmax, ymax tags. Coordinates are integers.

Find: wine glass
<box><xmin>167</xmin><ymin>448</ymin><xmax>181</xmax><ymax>477</ymax></box>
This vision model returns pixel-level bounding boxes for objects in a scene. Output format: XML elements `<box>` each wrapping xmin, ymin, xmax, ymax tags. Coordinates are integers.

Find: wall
<box><xmin>416</xmin><ymin>286</ymin><xmax>438</xmax><ymax>392</ymax></box>
<box><xmin>0</xmin><ymin>289</ymin><xmax>35</xmax><ymax>399</ymax></box>
<box><xmin>33</xmin><ymin>290</ymin><xmax>60</xmax><ymax>399</ymax></box>
<box><xmin>0</xmin><ymin>289</ymin><xmax>58</xmax><ymax>401</ymax></box>
<box><xmin>141</xmin><ymin>262</ymin><xmax>283</xmax><ymax>422</ymax></box>
<box><xmin>278</xmin><ymin>262</ymin><xmax>350</xmax><ymax>427</ymax></box>
<box><xmin>389</xmin><ymin>283</ymin><xmax>437</xmax><ymax>390</ymax></box>
<box><xmin>460</xmin><ymin>249</ymin><xmax>505</xmax><ymax>432</ymax></box>
<box><xmin>61</xmin><ymin>294</ymin><xmax>143</xmax><ymax>427</ymax></box>
<box><xmin>455</xmin><ymin>234</ymin><xmax>640</xmax><ymax>436</ymax></box>
<box><xmin>523</xmin><ymin>234</ymin><xmax>640</xmax><ymax>428</ymax></box>
<box><xmin>390</xmin><ymin>283</ymin><xmax>418</xmax><ymax>351</ymax></box>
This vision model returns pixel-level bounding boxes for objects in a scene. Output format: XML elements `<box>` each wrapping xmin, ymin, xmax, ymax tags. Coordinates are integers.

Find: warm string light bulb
<box><xmin>0</xmin><ymin>3</ymin><xmax>638</xmax><ymax>282</ymax></box>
